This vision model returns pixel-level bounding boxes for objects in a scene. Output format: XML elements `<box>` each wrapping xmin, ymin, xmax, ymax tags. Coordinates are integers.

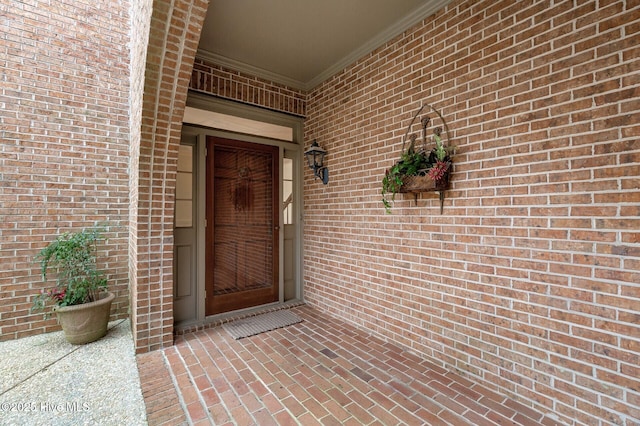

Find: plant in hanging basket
<box><xmin>382</xmin><ymin>105</ymin><xmax>454</xmax><ymax>214</ymax></box>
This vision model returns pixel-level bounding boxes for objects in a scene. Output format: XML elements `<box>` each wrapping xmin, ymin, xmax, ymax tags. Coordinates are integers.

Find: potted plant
<box><xmin>31</xmin><ymin>226</ymin><xmax>114</xmax><ymax>344</ymax></box>
<box><xmin>382</xmin><ymin>105</ymin><xmax>454</xmax><ymax>214</ymax></box>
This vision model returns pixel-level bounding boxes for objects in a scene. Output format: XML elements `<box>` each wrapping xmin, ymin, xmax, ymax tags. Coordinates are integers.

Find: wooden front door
<box><xmin>205</xmin><ymin>136</ymin><xmax>279</xmax><ymax>315</ymax></box>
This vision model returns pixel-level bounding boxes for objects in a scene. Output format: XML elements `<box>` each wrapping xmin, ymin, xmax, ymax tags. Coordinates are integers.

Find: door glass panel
<box><xmin>283</xmin><ymin>158</ymin><xmax>293</xmax><ymax>225</ymax></box>
<box><xmin>176</xmin><ymin>145</ymin><xmax>193</xmax><ymax>228</ymax></box>
<box><xmin>174</xmin><ymin>138</ymin><xmax>197</xmax><ymax>324</ymax></box>
<box><xmin>178</xmin><ymin>145</ymin><xmax>193</xmax><ymax>172</ymax></box>
<box><xmin>176</xmin><ymin>172</ymin><xmax>193</xmax><ymax>199</ymax></box>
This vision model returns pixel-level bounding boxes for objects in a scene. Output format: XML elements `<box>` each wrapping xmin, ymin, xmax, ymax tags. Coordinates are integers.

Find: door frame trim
<box><xmin>179</xmin><ymin>93</ymin><xmax>304</xmax><ymax>327</ymax></box>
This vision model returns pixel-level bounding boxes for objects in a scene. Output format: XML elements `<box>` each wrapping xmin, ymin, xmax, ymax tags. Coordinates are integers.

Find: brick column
<box><xmin>132</xmin><ymin>0</ymin><xmax>208</xmax><ymax>353</ymax></box>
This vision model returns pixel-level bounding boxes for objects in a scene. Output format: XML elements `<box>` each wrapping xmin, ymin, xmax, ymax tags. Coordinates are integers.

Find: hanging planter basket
<box><xmin>398</xmin><ymin>163</ymin><xmax>451</xmax><ymax>194</ymax></box>
<box><xmin>381</xmin><ymin>104</ymin><xmax>454</xmax><ymax>214</ymax></box>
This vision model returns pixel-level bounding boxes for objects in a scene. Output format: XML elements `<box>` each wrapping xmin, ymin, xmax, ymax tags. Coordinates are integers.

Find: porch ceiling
<box><xmin>197</xmin><ymin>0</ymin><xmax>451</xmax><ymax>91</ymax></box>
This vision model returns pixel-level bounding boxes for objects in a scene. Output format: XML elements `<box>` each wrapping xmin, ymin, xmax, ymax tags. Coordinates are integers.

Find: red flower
<box><xmin>49</xmin><ymin>288</ymin><xmax>66</xmax><ymax>301</ymax></box>
<box><xmin>427</xmin><ymin>161</ymin><xmax>450</xmax><ymax>182</ymax></box>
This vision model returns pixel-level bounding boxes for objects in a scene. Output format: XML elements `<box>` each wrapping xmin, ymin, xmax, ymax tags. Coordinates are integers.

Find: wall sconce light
<box><xmin>304</xmin><ymin>140</ymin><xmax>329</xmax><ymax>184</ymax></box>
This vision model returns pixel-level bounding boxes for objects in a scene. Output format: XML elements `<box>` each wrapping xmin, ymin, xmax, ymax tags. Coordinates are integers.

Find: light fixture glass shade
<box><xmin>304</xmin><ymin>140</ymin><xmax>326</xmax><ymax>169</ymax></box>
<box><xmin>304</xmin><ymin>140</ymin><xmax>329</xmax><ymax>184</ymax></box>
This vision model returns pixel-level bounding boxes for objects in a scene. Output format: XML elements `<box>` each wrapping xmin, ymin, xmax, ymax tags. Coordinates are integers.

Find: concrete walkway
<box><xmin>0</xmin><ymin>320</ymin><xmax>146</xmax><ymax>425</ymax></box>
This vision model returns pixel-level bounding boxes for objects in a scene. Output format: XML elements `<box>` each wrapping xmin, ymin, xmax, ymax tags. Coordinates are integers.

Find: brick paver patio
<box><xmin>137</xmin><ymin>305</ymin><xmax>562</xmax><ymax>425</ymax></box>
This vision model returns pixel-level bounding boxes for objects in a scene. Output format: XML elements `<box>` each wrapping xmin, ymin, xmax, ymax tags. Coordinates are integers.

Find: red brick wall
<box><xmin>4</xmin><ymin>0</ymin><xmax>639</xmax><ymax>423</ymax></box>
<box><xmin>191</xmin><ymin>59</ymin><xmax>306</xmax><ymax>116</ymax></box>
<box><xmin>304</xmin><ymin>1</ymin><xmax>640</xmax><ymax>425</ymax></box>
<box><xmin>0</xmin><ymin>0</ymin><xmax>131</xmax><ymax>340</ymax></box>
<box><xmin>133</xmin><ymin>0</ymin><xmax>208</xmax><ymax>353</ymax></box>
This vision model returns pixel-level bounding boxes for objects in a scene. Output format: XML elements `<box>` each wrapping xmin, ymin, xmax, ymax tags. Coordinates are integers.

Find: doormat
<box><xmin>223</xmin><ymin>310</ymin><xmax>302</xmax><ymax>340</ymax></box>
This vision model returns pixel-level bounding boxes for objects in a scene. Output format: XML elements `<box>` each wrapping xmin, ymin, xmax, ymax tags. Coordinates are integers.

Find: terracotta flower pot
<box><xmin>54</xmin><ymin>292</ymin><xmax>114</xmax><ymax>345</ymax></box>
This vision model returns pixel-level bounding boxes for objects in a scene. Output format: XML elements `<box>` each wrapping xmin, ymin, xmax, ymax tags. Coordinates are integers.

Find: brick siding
<box><xmin>303</xmin><ymin>1</ymin><xmax>640</xmax><ymax>425</ymax></box>
<box><xmin>3</xmin><ymin>0</ymin><xmax>639</xmax><ymax>424</ymax></box>
<box><xmin>0</xmin><ymin>0</ymin><xmax>131</xmax><ymax>340</ymax></box>
<box><xmin>134</xmin><ymin>0</ymin><xmax>208</xmax><ymax>353</ymax></box>
<box><xmin>129</xmin><ymin>0</ymin><xmax>153</xmax><ymax>353</ymax></box>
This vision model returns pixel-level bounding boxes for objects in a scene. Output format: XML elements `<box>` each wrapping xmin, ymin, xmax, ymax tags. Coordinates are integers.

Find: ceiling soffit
<box><xmin>197</xmin><ymin>0</ymin><xmax>451</xmax><ymax>91</ymax></box>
